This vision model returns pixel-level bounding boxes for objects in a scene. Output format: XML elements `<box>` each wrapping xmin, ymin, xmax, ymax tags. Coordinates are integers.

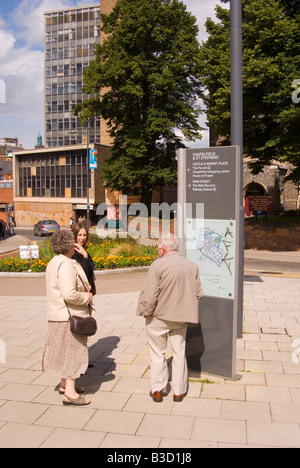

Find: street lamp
<box><xmin>230</xmin><ymin>0</ymin><xmax>244</xmax><ymax>338</ymax></box>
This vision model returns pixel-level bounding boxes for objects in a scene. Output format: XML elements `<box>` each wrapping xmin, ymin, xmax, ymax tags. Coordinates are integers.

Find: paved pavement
<box><xmin>0</xmin><ymin>234</ymin><xmax>31</xmax><ymax>257</ymax></box>
<box><xmin>0</xmin><ymin>236</ymin><xmax>300</xmax><ymax>447</ymax></box>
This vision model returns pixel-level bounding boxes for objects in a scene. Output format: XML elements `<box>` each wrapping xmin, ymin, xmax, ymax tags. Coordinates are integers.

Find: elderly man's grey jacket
<box><xmin>136</xmin><ymin>251</ymin><xmax>203</xmax><ymax>324</ymax></box>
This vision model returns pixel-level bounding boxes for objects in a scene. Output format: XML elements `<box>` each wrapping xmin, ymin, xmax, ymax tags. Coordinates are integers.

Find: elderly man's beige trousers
<box><xmin>146</xmin><ymin>316</ymin><xmax>188</xmax><ymax>395</ymax></box>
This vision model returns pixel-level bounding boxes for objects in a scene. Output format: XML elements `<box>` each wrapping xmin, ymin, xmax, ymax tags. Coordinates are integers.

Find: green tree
<box><xmin>200</xmin><ymin>0</ymin><xmax>300</xmax><ymax>181</ymax></box>
<box><xmin>75</xmin><ymin>0</ymin><xmax>203</xmax><ymax>206</ymax></box>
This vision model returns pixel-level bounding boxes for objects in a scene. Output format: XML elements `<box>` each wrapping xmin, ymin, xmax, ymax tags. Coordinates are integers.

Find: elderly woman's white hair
<box><xmin>51</xmin><ymin>230</ymin><xmax>75</xmax><ymax>255</ymax></box>
<box><xmin>157</xmin><ymin>236</ymin><xmax>179</xmax><ymax>251</ymax></box>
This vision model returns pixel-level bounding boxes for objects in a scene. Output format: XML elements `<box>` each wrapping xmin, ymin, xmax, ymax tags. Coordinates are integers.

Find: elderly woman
<box><xmin>42</xmin><ymin>230</ymin><xmax>94</xmax><ymax>406</ymax></box>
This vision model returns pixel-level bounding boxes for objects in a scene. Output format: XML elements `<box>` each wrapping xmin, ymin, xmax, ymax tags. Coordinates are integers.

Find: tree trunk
<box><xmin>140</xmin><ymin>186</ymin><xmax>153</xmax><ymax>213</ymax></box>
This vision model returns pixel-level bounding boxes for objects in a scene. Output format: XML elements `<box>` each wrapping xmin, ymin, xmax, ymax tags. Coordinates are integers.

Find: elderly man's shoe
<box><xmin>150</xmin><ymin>391</ymin><xmax>163</xmax><ymax>403</ymax></box>
<box><xmin>173</xmin><ymin>392</ymin><xmax>187</xmax><ymax>403</ymax></box>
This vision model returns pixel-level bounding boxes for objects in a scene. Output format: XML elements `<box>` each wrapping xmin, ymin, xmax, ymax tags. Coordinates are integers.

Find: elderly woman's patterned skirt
<box><xmin>42</xmin><ymin>321</ymin><xmax>88</xmax><ymax>380</ymax></box>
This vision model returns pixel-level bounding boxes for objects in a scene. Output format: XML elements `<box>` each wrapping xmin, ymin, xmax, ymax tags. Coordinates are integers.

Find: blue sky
<box><xmin>1</xmin><ymin>0</ymin><xmax>20</xmax><ymax>18</ymax></box>
<box><xmin>0</xmin><ymin>0</ymin><xmax>225</xmax><ymax>150</ymax></box>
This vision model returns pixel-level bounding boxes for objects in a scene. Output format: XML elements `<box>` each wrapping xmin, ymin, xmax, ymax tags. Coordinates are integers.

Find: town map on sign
<box><xmin>196</xmin><ymin>228</ymin><xmax>223</xmax><ymax>268</ymax></box>
<box><xmin>195</xmin><ymin>225</ymin><xmax>235</xmax><ymax>277</ymax></box>
<box><xmin>186</xmin><ymin>219</ymin><xmax>236</xmax><ymax>299</ymax></box>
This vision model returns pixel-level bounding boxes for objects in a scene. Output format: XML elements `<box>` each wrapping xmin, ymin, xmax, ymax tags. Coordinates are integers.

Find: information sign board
<box><xmin>178</xmin><ymin>146</ymin><xmax>241</xmax><ymax>379</ymax></box>
<box><xmin>186</xmin><ymin>218</ymin><xmax>236</xmax><ymax>299</ymax></box>
<box><xmin>185</xmin><ymin>148</ymin><xmax>237</xmax><ymax>219</ymax></box>
<box><xmin>19</xmin><ymin>245</ymin><xmax>39</xmax><ymax>260</ymax></box>
<box><xmin>249</xmin><ymin>196</ymin><xmax>273</xmax><ymax>213</ymax></box>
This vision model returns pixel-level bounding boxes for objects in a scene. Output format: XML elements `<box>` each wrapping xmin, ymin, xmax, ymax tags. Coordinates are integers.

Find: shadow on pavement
<box><xmin>78</xmin><ymin>336</ymin><xmax>120</xmax><ymax>395</ymax></box>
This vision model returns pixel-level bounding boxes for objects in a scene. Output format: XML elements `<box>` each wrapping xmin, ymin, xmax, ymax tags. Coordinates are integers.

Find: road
<box><xmin>245</xmin><ymin>259</ymin><xmax>300</xmax><ymax>276</ymax></box>
<box><xmin>15</xmin><ymin>228</ymin><xmax>47</xmax><ymax>243</ymax></box>
<box><xmin>244</xmin><ymin>251</ymin><xmax>300</xmax><ymax>277</ymax></box>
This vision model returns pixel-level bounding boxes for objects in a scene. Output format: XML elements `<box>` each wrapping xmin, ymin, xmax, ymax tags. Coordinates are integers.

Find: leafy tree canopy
<box><xmin>75</xmin><ymin>0</ymin><xmax>203</xmax><ymax>204</ymax></box>
<box><xmin>202</xmin><ymin>0</ymin><xmax>300</xmax><ymax>181</ymax></box>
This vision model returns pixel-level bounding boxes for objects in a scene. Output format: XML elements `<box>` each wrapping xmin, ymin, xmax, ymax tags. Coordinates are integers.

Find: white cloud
<box><xmin>0</xmin><ymin>31</ymin><xmax>43</xmax><ymax>76</ymax></box>
<box><xmin>0</xmin><ymin>26</ymin><xmax>44</xmax><ymax>147</ymax></box>
<box><xmin>11</xmin><ymin>0</ymin><xmax>83</xmax><ymax>48</ymax></box>
<box><xmin>183</xmin><ymin>0</ymin><xmax>227</xmax><ymax>42</ymax></box>
<box><xmin>0</xmin><ymin>30</ymin><xmax>16</xmax><ymax>60</ymax></box>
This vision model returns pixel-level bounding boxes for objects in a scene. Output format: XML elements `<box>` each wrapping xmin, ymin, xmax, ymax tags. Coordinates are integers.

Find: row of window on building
<box><xmin>45</xmin><ymin>137</ymin><xmax>101</xmax><ymax>147</ymax></box>
<box><xmin>17</xmin><ymin>152</ymin><xmax>91</xmax><ymax>199</ymax></box>
<box><xmin>46</xmin><ymin>117</ymin><xmax>100</xmax><ymax>131</ymax></box>
<box><xmin>46</xmin><ymin>26</ymin><xmax>99</xmax><ymax>42</ymax></box>
<box><xmin>46</xmin><ymin>100</ymin><xmax>79</xmax><ymax>113</ymax></box>
<box><xmin>45</xmin><ymin>9</ymin><xmax>100</xmax><ymax>26</ymax></box>
<box><xmin>45</xmin><ymin>63</ymin><xmax>89</xmax><ymax>78</ymax></box>
<box><xmin>46</xmin><ymin>81</ymin><xmax>83</xmax><ymax>96</ymax></box>
<box><xmin>45</xmin><ymin>46</ymin><xmax>98</xmax><ymax>61</ymax></box>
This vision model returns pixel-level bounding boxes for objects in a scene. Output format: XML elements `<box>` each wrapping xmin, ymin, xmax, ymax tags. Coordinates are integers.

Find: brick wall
<box><xmin>101</xmin><ymin>0</ymin><xmax>117</xmax><ymax>16</ymax></box>
<box><xmin>0</xmin><ymin>187</ymin><xmax>13</xmax><ymax>223</ymax></box>
<box><xmin>14</xmin><ymin>200</ymin><xmax>74</xmax><ymax>227</ymax></box>
<box><xmin>245</xmin><ymin>223</ymin><xmax>300</xmax><ymax>251</ymax></box>
<box><xmin>0</xmin><ymin>187</ymin><xmax>13</xmax><ymax>204</ymax></box>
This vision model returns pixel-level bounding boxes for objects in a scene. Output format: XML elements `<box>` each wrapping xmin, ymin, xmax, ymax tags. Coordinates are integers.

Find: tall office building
<box><xmin>44</xmin><ymin>4</ymin><xmax>101</xmax><ymax>148</ymax></box>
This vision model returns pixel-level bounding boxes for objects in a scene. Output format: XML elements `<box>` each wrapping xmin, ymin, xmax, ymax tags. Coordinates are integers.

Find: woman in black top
<box><xmin>71</xmin><ymin>222</ymin><xmax>96</xmax><ymax>296</ymax></box>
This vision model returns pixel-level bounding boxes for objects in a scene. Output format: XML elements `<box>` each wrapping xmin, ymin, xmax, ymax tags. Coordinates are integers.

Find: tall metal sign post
<box><xmin>177</xmin><ymin>0</ymin><xmax>244</xmax><ymax>378</ymax></box>
<box><xmin>178</xmin><ymin>146</ymin><xmax>241</xmax><ymax>380</ymax></box>
<box><xmin>231</xmin><ymin>0</ymin><xmax>244</xmax><ymax>338</ymax></box>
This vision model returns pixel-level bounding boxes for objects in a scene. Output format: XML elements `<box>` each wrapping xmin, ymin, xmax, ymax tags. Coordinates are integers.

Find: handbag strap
<box><xmin>57</xmin><ymin>259</ymin><xmax>92</xmax><ymax>317</ymax></box>
<box><xmin>64</xmin><ymin>301</ymin><xmax>72</xmax><ymax>320</ymax></box>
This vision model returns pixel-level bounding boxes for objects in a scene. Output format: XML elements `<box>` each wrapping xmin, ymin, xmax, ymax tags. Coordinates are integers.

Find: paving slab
<box><xmin>0</xmin><ymin>274</ymin><xmax>300</xmax><ymax>448</ymax></box>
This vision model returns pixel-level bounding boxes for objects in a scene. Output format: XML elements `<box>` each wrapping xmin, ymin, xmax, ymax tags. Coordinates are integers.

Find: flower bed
<box><xmin>92</xmin><ymin>255</ymin><xmax>154</xmax><ymax>270</ymax></box>
<box><xmin>0</xmin><ymin>236</ymin><xmax>157</xmax><ymax>273</ymax></box>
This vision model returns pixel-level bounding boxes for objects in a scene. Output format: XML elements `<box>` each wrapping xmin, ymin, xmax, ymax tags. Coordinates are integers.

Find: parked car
<box><xmin>33</xmin><ymin>220</ymin><xmax>60</xmax><ymax>236</ymax></box>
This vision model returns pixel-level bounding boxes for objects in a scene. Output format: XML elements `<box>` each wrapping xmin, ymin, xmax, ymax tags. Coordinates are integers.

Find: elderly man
<box><xmin>137</xmin><ymin>236</ymin><xmax>203</xmax><ymax>403</ymax></box>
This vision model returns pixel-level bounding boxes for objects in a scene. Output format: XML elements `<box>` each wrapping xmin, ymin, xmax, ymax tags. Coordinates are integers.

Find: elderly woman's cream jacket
<box><xmin>46</xmin><ymin>254</ymin><xmax>92</xmax><ymax>322</ymax></box>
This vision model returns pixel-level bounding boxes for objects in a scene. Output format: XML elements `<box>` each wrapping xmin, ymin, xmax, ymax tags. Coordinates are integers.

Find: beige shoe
<box><xmin>62</xmin><ymin>395</ymin><xmax>91</xmax><ymax>406</ymax></box>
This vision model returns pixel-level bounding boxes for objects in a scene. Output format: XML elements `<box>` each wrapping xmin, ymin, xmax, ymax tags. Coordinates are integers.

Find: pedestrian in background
<box><xmin>72</xmin><ymin>221</ymin><xmax>96</xmax><ymax>296</ymax></box>
<box><xmin>42</xmin><ymin>230</ymin><xmax>94</xmax><ymax>406</ymax></box>
<box><xmin>0</xmin><ymin>221</ymin><xmax>4</xmax><ymax>238</ymax></box>
<box><xmin>137</xmin><ymin>236</ymin><xmax>203</xmax><ymax>403</ymax></box>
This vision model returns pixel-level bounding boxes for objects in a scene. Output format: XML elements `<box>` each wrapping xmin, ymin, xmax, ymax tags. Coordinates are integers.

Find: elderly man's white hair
<box><xmin>158</xmin><ymin>236</ymin><xmax>179</xmax><ymax>251</ymax></box>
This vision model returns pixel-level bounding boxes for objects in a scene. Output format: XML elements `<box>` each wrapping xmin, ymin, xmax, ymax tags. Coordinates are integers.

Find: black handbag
<box><xmin>65</xmin><ymin>274</ymin><xmax>97</xmax><ymax>337</ymax></box>
<box><xmin>69</xmin><ymin>314</ymin><xmax>97</xmax><ymax>337</ymax></box>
